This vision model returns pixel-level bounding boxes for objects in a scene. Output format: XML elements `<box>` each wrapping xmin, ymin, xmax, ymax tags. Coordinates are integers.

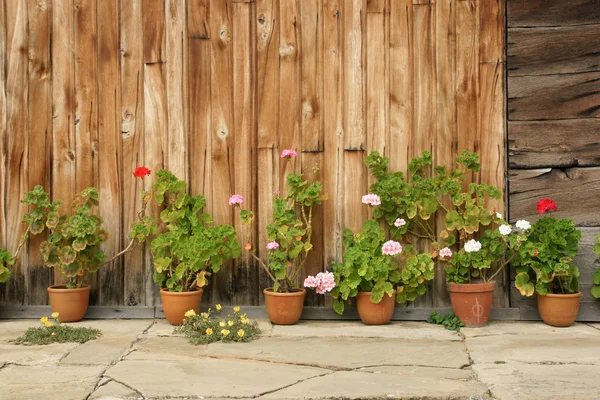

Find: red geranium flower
<box><xmin>133</xmin><ymin>166</ymin><xmax>151</xmax><ymax>178</ymax></box>
<box><xmin>536</xmin><ymin>198</ymin><xmax>557</xmax><ymax>214</ymax></box>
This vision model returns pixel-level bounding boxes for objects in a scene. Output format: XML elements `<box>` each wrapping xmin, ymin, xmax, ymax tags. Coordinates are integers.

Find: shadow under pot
<box><xmin>447</xmin><ymin>281</ymin><xmax>495</xmax><ymax>327</ymax></box>
<box><xmin>356</xmin><ymin>290</ymin><xmax>396</xmax><ymax>325</ymax></box>
<box><xmin>47</xmin><ymin>284</ymin><xmax>91</xmax><ymax>322</ymax></box>
<box><xmin>263</xmin><ymin>288</ymin><xmax>306</xmax><ymax>325</ymax></box>
<box><xmin>160</xmin><ymin>287</ymin><xmax>204</xmax><ymax>325</ymax></box>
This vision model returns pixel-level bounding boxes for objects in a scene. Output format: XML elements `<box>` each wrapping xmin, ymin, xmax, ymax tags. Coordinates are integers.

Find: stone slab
<box><xmin>0</xmin><ymin>364</ymin><xmax>104</xmax><ymax>400</ymax></box>
<box><xmin>0</xmin><ymin>342</ymin><xmax>77</xmax><ymax>366</ymax></box>
<box><xmin>61</xmin><ymin>320</ymin><xmax>153</xmax><ymax>365</ymax></box>
<box><xmin>125</xmin><ymin>336</ymin><xmax>206</xmax><ymax>361</ymax></box>
<box><xmin>261</xmin><ymin>370</ymin><xmax>489</xmax><ymax>400</ymax></box>
<box><xmin>204</xmin><ymin>337</ymin><xmax>470</xmax><ymax>369</ymax></box>
<box><xmin>465</xmin><ymin>322</ymin><xmax>600</xmax><ymax>365</ymax></box>
<box><xmin>271</xmin><ymin>321</ymin><xmax>461</xmax><ymax>341</ymax></box>
<box><xmin>89</xmin><ymin>380</ymin><xmax>143</xmax><ymax>400</ymax></box>
<box><xmin>359</xmin><ymin>365</ymin><xmax>477</xmax><ymax>380</ymax></box>
<box><xmin>461</xmin><ymin>321</ymin><xmax>599</xmax><ymax>338</ymax></box>
<box><xmin>0</xmin><ymin>320</ymin><xmax>41</xmax><ymax>341</ymax></box>
<box><xmin>105</xmin><ymin>358</ymin><xmax>326</xmax><ymax>398</ymax></box>
<box><xmin>473</xmin><ymin>363</ymin><xmax>600</xmax><ymax>400</ymax></box>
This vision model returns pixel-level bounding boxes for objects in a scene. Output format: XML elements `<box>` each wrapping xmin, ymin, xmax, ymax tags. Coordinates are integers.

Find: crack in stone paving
<box><xmin>84</xmin><ymin>320</ymin><xmax>156</xmax><ymax>400</ymax></box>
<box><xmin>254</xmin><ymin>370</ymin><xmax>335</xmax><ymax>399</ymax></box>
<box><xmin>586</xmin><ymin>323</ymin><xmax>600</xmax><ymax>333</ymax></box>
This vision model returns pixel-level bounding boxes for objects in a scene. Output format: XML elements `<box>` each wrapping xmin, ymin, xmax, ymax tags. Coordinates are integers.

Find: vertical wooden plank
<box><xmin>121</xmin><ymin>0</ymin><xmax>146</xmax><ymax>306</ymax></box>
<box><xmin>322</xmin><ymin>0</ymin><xmax>343</xmax><ymax>269</ymax></box>
<box><xmin>302</xmin><ymin>152</ymin><xmax>325</xmax><ymax>305</ymax></box>
<box><xmin>455</xmin><ymin>0</ymin><xmax>479</xmax><ymax>182</ymax></box>
<box><xmin>366</xmin><ymin>6</ymin><xmax>386</xmax><ymax>165</ymax></box>
<box><xmin>300</xmin><ymin>0</ymin><xmax>324</xmax><ymax>305</ymax></box>
<box><xmin>188</xmin><ymin>0</ymin><xmax>213</xmax><ymax>302</ymax></box>
<box><xmin>232</xmin><ymin>0</ymin><xmax>256</xmax><ymax>305</ymax></box>
<box><xmin>479</xmin><ymin>0</ymin><xmax>506</xmax><ymax>307</ymax></box>
<box><xmin>256</xmin><ymin>0</ymin><xmax>279</xmax><ymax>302</ymax></box>
<box><xmin>3</xmin><ymin>0</ymin><xmax>28</xmax><ymax>303</ymax></box>
<box><xmin>143</xmin><ymin>63</ymin><xmax>167</xmax><ymax>306</ymax></box>
<box><xmin>479</xmin><ymin>0</ymin><xmax>502</xmax><ymax>63</ymax></box>
<box><xmin>143</xmin><ymin>0</ymin><xmax>167</xmax><ymax>306</ymax></box>
<box><xmin>97</xmin><ymin>0</ymin><xmax>122</xmax><ymax>305</ymax></box>
<box><xmin>0</xmin><ymin>0</ymin><xmax>6</xmax><ymax>267</ymax></box>
<box><xmin>411</xmin><ymin>3</ymin><xmax>436</xmax><ymax>307</ymax></box>
<box><xmin>27</xmin><ymin>0</ymin><xmax>52</xmax><ymax>304</ymax></box>
<box><xmin>412</xmin><ymin>3</ymin><xmax>435</xmax><ymax>157</ymax></box>
<box><xmin>278</xmin><ymin>0</ymin><xmax>301</xmax><ymax>191</ymax></box>
<box><xmin>343</xmin><ymin>151</ymin><xmax>367</xmax><ymax>233</ymax></box>
<box><xmin>210</xmin><ymin>0</ymin><xmax>235</xmax><ymax>303</ymax></box>
<box><xmin>434</xmin><ymin>0</ymin><xmax>456</xmax><ymax>307</ymax></box>
<box><xmin>143</xmin><ymin>0</ymin><xmax>166</xmax><ymax>63</ymax></box>
<box><xmin>300</xmin><ymin>0</ymin><xmax>323</xmax><ymax>152</ymax></box>
<box><xmin>166</xmin><ymin>0</ymin><xmax>187</xmax><ymax>180</ymax></box>
<box><xmin>389</xmin><ymin>0</ymin><xmax>412</xmax><ymax>172</ymax></box>
<box><xmin>51</xmin><ymin>0</ymin><xmax>75</xmax><ymax>286</ymax></box>
<box><xmin>343</xmin><ymin>0</ymin><xmax>365</xmax><ymax>151</ymax></box>
<box><xmin>74</xmin><ymin>0</ymin><xmax>99</xmax><ymax>303</ymax></box>
<box><xmin>74</xmin><ymin>0</ymin><xmax>98</xmax><ymax>192</ymax></box>
<box><xmin>256</xmin><ymin>148</ymin><xmax>277</xmax><ymax>303</ymax></box>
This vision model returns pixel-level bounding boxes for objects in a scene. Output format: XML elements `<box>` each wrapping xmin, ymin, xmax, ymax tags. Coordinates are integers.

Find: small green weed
<box><xmin>14</xmin><ymin>313</ymin><xmax>101</xmax><ymax>345</ymax></box>
<box><xmin>427</xmin><ymin>311</ymin><xmax>465</xmax><ymax>332</ymax></box>
<box><xmin>175</xmin><ymin>305</ymin><xmax>261</xmax><ymax>345</ymax></box>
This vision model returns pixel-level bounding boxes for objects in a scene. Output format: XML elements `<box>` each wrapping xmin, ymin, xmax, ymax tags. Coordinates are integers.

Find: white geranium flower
<box><xmin>515</xmin><ymin>220</ymin><xmax>531</xmax><ymax>231</ymax></box>
<box><xmin>499</xmin><ymin>224</ymin><xmax>512</xmax><ymax>236</ymax></box>
<box><xmin>496</xmin><ymin>212</ymin><xmax>503</xmax><ymax>219</ymax></box>
<box><xmin>464</xmin><ymin>239</ymin><xmax>482</xmax><ymax>253</ymax></box>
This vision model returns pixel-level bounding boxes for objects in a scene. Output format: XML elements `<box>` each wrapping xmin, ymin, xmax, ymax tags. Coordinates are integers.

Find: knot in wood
<box><xmin>258</xmin><ymin>14</ymin><xmax>266</xmax><ymax>25</ymax></box>
<box><xmin>219</xmin><ymin>26</ymin><xmax>232</xmax><ymax>42</ymax></box>
<box><xmin>279</xmin><ymin>44</ymin><xmax>295</xmax><ymax>57</ymax></box>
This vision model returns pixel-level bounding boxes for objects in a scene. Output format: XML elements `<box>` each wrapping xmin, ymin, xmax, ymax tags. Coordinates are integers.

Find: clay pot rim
<box><xmin>47</xmin><ymin>284</ymin><xmax>91</xmax><ymax>292</ymax></box>
<box><xmin>537</xmin><ymin>291</ymin><xmax>582</xmax><ymax>299</ymax></box>
<box><xmin>356</xmin><ymin>290</ymin><xmax>397</xmax><ymax>297</ymax></box>
<box><xmin>160</xmin><ymin>287</ymin><xmax>204</xmax><ymax>295</ymax></box>
<box><xmin>447</xmin><ymin>281</ymin><xmax>496</xmax><ymax>293</ymax></box>
<box><xmin>263</xmin><ymin>288</ymin><xmax>306</xmax><ymax>296</ymax></box>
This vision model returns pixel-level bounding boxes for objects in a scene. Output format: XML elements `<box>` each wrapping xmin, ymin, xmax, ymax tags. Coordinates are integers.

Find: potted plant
<box><xmin>132</xmin><ymin>169</ymin><xmax>241</xmax><ymax>325</ymax></box>
<box><xmin>330</xmin><ymin>217</ymin><xmax>434</xmax><ymax>325</ymax></box>
<box><xmin>365</xmin><ymin>150</ymin><xmax>523</xmax><ymax>327</ymax></box>
<box><xmin>593</xmin><ymin>236</ymin><xmax>600</xmax><ymax>300</ymax></box>
<box><xmin>235</xmin><ymin>149</ymin><xmax>326</xmax><ymax>325</ymax></box>
<box><xmin>513</xmin><ymin>198</ymin><xmax>582</xmax><ymax>327</ymax></box>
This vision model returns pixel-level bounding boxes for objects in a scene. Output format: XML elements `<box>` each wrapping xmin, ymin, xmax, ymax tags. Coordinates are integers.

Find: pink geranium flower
<box><xmin>266</xmin><ymin>241</ymin><xmax>279</xmax><ymax>250</ymax></box>
<box><xmin>304</xmin><ymin>272</ymin><xmax>336</xmax><ymax>294</ymax></box>
<box><xmin>382</xmin><ymin>240</ymin><xmax>402</xmax><ymax>256</ymax></box>
<box><xmin>361</xmin><ymin>193</ymin><xmax>381</xmax><ymax>206</ymax></box>
<box><xmin>228</xmin><ymin>194</ymin><xmax>244</xmax><ymax>206</ymax></box>
<box><xmin>281</xmin><ymin>149</ymin><xmax>298</xmax><ymax>158</ymax></box>
<box><xmin>394</xmin><ymin>218</ymin><xmax>406</xmax><ymax>227</ymax></box>
<box><xmin>439</xmin><ymin>247</ymin><xmax>453</xmax><ymax>258</ymax></box>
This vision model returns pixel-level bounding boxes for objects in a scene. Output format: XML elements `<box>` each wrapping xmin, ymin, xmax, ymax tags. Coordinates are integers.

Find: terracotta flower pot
<box><xmin>537</xmin><ymin>292</ymin><xmax>581</xmax><ymax>327</ymax></box>
<box><xmin>356</xmin><ymin>290</ymin><xmax>396</xmax><ymax>325</ymax></box>
<box><xmin>160</xmin><ymin>288</ymin><xmax>203</xmax><ymax>325</ymax></box>
<box><xmin>263</xmin><ymin>288</ymin><xmax>306</xmax><ymax>325</ymax></box>
<box><xmin>447</xmin><ymin>281</ymin><xmax>495</xmax><ymax>327</ymax></box>
<box><xmin>47</xmin><ymin>285</ymin><xmax>91</xmax><ymax>322</ymax></box>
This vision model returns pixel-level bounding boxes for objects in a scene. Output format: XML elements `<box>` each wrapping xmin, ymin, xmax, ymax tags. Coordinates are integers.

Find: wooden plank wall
<box><xmin>0</xmin><ymin>0</ymin><xmax>505</xmax><ymax>308</ymax></box>
<box><xmin>507</xmin><ymin>0</ymin><xmax>600</xmax><ymax>317</ymax></box>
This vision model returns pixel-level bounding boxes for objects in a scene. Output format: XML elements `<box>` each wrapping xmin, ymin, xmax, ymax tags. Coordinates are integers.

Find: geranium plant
<box><xmin>366</xmin><ymin>149</ymin><xmax>521</xmax><ymax>284</ymax></box>
<box><xmin>234</xmin><ymin>150</ymin><xmax>326</xmax><ymax>293</ymax></box>
<box><xmin>513</xmin><ymin>198</ymin><xmax>582</xmax><ymax>296</ymax></box>
<box><xmin>132</xmin><ymin>169</ymin><xmax>241</xmax><ymax>292</ymax></box>
<box><xmin>593</xmin><ymin>236</ymin><xmax>600</xmax><ymax>299</ymax></box>
<box><xmin>330</xmin><ymin>215</ymin><xmax>435</xmax><ymax>315</ymax></box>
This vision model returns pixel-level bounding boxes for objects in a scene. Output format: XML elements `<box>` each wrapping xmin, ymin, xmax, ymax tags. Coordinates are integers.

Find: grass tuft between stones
<box><xmin>13</xmin><ymin>314</ymin><xmax>102</xmax><ymax>346</ymax></box>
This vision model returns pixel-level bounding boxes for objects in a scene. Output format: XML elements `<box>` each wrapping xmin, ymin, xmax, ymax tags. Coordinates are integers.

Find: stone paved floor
<box><xmin>1</xmin><ymin>319</ymin><xmax>600</xmax><ymax>400</ymax></box>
